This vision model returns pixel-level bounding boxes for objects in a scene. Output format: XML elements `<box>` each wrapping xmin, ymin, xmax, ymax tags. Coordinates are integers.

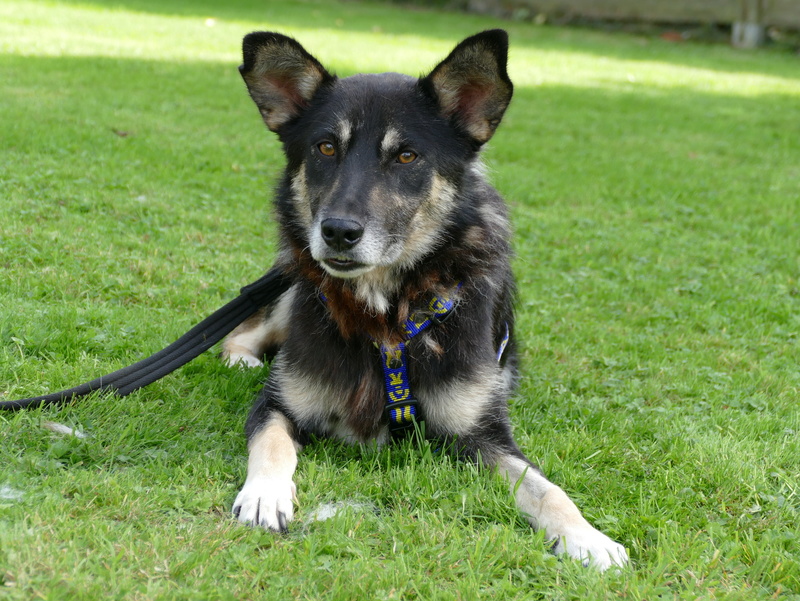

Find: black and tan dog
<box><xmin>223</xmin><ymin>30</ymin><xmax>628</xmax><ymax>570</ymax></box>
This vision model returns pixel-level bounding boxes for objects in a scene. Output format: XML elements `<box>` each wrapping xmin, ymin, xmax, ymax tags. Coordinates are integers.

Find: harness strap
<box><xmin>325</xmin><ymin>283</ymin><xmax>511</xmax><ymax>436</ymax></box>
<box><xmin>0</xmin><ymin>268</ymin><xmax>292</xmax><ymax>411</ymax></box>
<box><xmin>380</xmin><ymin>342</ymin><xmax>417</xmax><ymax>431</ymax></box>
<box><xmin>381</xmin><ymin>288</ymin><xmax>511</xmax><ymax>435</ymax></box>
<box><xmin>381</xmin><ymin>286</ymin><xmax>461</xmax><ymax>435</ymax></box>
<box><xmin>496</xmin><ymin>322</ymin><xmax>510</xmax><ymax>363</ymax></box>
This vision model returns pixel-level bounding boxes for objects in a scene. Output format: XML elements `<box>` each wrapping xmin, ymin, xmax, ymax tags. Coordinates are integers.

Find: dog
<box><xmin>222</xmin><ymin>29</ymin><xmax>628</xmax><ymax>571</ymax></box>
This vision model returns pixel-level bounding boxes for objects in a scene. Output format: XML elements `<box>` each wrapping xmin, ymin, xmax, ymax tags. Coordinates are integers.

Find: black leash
<box><xmin>0</xmin><ymin>267</ymin><xmax>291</xmax><ymax>411</ymax></box>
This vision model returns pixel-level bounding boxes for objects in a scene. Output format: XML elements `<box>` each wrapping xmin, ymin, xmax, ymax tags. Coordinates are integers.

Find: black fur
<box><xmin>238</xmin><ymin>30</ymin><xmax>520</xmax><ymax>450</ymax></box>
<box><xmin>225</xmin><ymin>32</ymin><xmax>629</xmax><ymax>571</ymax></box>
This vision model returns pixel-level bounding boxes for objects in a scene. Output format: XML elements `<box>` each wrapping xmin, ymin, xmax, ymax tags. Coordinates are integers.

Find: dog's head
<box><xmin>240</xmin><ymin>31</ymin><xmax>512</xmax><ymax>283</ymax></box>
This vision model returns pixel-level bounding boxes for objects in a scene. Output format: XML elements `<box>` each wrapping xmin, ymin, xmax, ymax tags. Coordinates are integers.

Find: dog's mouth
<box><xmin>322</xmin><ymin>258</ymin><xmax>367</xmax><ymax>275</ymax></box>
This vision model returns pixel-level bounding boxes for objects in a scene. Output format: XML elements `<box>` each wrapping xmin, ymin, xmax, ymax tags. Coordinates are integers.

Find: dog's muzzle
<box><xmin>319</xmin><ymin>218</ymin><xmax>369</xmax><ymax>275</ymax></box>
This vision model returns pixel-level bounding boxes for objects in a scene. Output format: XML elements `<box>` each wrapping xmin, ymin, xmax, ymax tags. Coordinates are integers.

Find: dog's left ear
<box><xmin>421</xmin><ymin>29</ymin><xmax>513</xmax><ymax>145</ymax></box>
<box><xmin>240</xmin><ymin>32</ymin><xmax>335</xmax><ymax>133</ymax></box>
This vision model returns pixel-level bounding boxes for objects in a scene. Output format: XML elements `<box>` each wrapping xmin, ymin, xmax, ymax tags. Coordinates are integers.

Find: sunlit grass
<box><xmin>3</xmin><ymin>0</ymin><xmax>798</xmax><ymax>95</ymax></box>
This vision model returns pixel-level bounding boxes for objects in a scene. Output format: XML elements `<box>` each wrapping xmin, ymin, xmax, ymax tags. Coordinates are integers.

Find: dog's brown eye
<box><xmin>318</xmin><ymin>142</ymin><xmax>336</xmax><ymax>157</ymax></box>
<box><xmin>397</xmin><ymin>151</ymin><xmax>417</xmax><ymax>164</ymax></box>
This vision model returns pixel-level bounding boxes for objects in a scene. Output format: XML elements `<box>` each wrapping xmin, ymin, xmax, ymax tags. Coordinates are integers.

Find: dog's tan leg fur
<box><xmin>232</xmin><ymin>412</ymin><xmax>301</xmax><ymax>531</ymax></box>
<box><xmin>222</xmin><ymin>286</ymin><xmax>296</xmax><ymax>368</ymax></box>
<box><xmin>496</xmin><ymin>455</ymin><xmax>628</xmax><ymax>571</ymax></box>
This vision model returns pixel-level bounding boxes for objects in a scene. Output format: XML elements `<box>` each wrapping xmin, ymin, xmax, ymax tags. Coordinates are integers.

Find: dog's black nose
<box><xmin>320</xmin><ymin>218</ymin><xmax>364</xmax><ymax>251</ymax></box>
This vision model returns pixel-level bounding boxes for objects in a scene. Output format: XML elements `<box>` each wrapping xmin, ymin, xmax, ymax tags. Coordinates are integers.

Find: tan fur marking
<box><xmin>380</xmin><ymin>127</ymin><xmax>401</xmax><ymax>155</ymax></box>
<box><xmin>247</xmin><ymin>413</ymin><xmax>301</xmax><ymax>480</ymax></box>
<box><xmin>276</xmin><ymin>360</ymin><xmax>385</xmax><ymax>442</ymax></box>
<box><xmin>233</xmin><ymin>413</ymin><xmax>301</xmax><ymax>530</ymax></box>
<box><xmin>337</xmin><ymin>119</ymin><xmax>353</xmax><ymax>152</ymax></box>
<box><xmin>396</xmin><ymin>175</ymin><xmax>456</xmax><ymax>269</ymax></box>
<box><xmin>495</xmin><ymin>455</ymin><xmax>629</xmax><ymax>570</ymax></box>
<box><xmin>496</xmin><ymin>455</ymin><xmax>589</xmax><ymax>532</ymax></box>
<box><xmin>496</xmin><ymin>455</ymin><xmax>551</xmax><ymax>527</ymax></box>
<box><xmin>462</xmin><ymin>225</ymin><xmax>486</xmax><ymax>249</ymax></box>
<box><xmin>353</xmin><ymin>265</ymin><xmax>398</xmax><ymax>314</ymax></box>
<box><xmin>276</xmin><ymin>361</ymin><xmax>341</xmax><ymax>429</ymax></box>
<box><xmin>422</xmin><ymin>334</ymin><xmax>444</xmax><ymax>356</ymax></box>
<box><xmin>430</xmin><ymin>65</ymin><xmax>495</xmax><ymax>142</ymax></box>
<box><xmin>290</xmin><ymin>163</ymin><xmax>313</xmax><ymax>228</ymax></box>
<box><xmin>420</xmin><ymin>367</ymin><xmax>507</xmax><ymax>436</ymax></box>
<box><xmin>478</xmin><ymin>202</ymin><xmax>510</xmax><ymax>236</ymax></box>
<box><xmin>276</xmin><ymin>357</ymin><xmax>386</xmax><ymax>442</ymax></box>
<box><xmin>469</xmin><ymin>156</ymin><xmax>489</xmax><ymax>180</ymax></box>
<box><xmin>222</xmin><ymin>286</ymin><xmax>297</xmax><ymax>367</ymax></box>
<box><xmin>248</xmin><ymin>45</ymin><xmax>326</xmax><ymax>131</ymax></box>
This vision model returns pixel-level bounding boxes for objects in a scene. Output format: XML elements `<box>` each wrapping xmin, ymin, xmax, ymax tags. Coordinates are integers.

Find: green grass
<box><xmin>1</xmin><ymin>0</ymin><xmax>799</xmax><ymax>598</ymax></box>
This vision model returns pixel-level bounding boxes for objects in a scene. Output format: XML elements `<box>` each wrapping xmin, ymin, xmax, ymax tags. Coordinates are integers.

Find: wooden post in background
<box><xmin>732</xmin><ymin>0</ymin><xmax>766</xmax><ymax>47</ymax></box>
<box><xmin>465</xmin><ymin>0</ymin><xmax>800</xmax><ymax>49</ymax></box>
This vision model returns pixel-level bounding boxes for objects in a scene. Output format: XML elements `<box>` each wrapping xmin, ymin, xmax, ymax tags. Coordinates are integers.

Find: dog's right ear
<box><xmin>420</xmin><ymin>30</ymin><xmax>513</xmax><ymax>146</ymax></box>
<box><xmin>240</xmin><ymin>32</ymin><xmax>334</xmax><ymax>133</ymax></box>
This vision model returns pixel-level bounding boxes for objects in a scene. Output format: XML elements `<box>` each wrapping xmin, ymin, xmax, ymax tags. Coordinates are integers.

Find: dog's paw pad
<box><xmin>232</xmin><ymin>477</ymin><xmax>296</xmax><ymax>532</ymax></box>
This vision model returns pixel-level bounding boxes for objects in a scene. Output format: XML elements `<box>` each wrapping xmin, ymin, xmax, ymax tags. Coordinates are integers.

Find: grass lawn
<box><xmin>1</xmin><ymin>0</ymin><xmax>799</xmax><ymax>598</ymax></box>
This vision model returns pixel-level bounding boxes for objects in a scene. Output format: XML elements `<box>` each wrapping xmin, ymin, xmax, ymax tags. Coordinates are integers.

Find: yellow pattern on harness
<box><xmin>381</xmin><ymin>286</ymin><xmax>461</xmax><ymax>434</ymax></box>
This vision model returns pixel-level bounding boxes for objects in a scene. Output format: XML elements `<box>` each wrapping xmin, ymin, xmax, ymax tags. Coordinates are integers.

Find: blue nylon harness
<box><xmin>321</xmin><ymin>285</ymin><xmax>510</xmax><ymax>436</ymax></box>
<box><xmin>380</xmin><ymin>289</ymin><xmax>459</xmax><ymax>434</ymax></box>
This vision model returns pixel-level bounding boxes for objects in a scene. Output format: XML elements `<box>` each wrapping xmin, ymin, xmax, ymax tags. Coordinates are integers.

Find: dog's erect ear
<box><xmin>240</xmin><ymin>32</ymin><xmax>334</xmax><ymax>133</ymax></box>
<box><xmin>421</xmin><ymin>30</ymin><xmax>513</xmax><ymax>145</ymax></box>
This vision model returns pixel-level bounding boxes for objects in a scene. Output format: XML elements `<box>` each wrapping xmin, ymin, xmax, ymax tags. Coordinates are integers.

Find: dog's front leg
<box><xmin>495</xmin><ymin>453</ymin><xmax>628</xmax><ymax>571</ymax></box>
<box><xmin>222</xmin><ymin>285</ymin><xmax>296</xmax><ymax>368</ymax></box>
<box><xmin>232</xmin><ymin>411</ymin><xmax>300</xmax><ymax>532</ymax></box>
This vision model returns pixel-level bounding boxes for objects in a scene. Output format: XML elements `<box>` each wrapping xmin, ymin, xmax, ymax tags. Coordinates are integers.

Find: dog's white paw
<box><xmin>232</xmin><ymin>476</ymin><xmax>296</xmax><ymax>532</ymax></box>
<box><xmin>224</xmin><ymin>352</ymin><xmax>264</xmax><ymax>369</ymax></box>
<box><xmin>551</xmin><ymin>525</ymin><xmax>629</xmax><ymax>571</ymax></box>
